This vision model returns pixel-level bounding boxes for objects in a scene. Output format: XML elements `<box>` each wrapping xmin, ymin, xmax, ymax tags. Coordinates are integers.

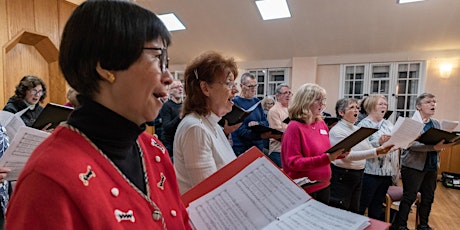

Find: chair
<box><xmin>384</xmin><ymin>185</ymin><xmax>421</xmax><ymax>224</ymax></box>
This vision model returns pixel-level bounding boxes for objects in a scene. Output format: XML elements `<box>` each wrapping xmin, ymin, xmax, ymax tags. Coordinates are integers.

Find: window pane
<box><xmin>397</xmin><ymin>80</ymin><xmax>406</xmax><ymax>94</ymax></box>
<box><xmin>406</xmin><ymin>96</ymin><xmax>417</xmax><ymax>110</ymax></box>
<box><xmin>408</xmin><ymin>80</ymin><xmax>418</xmax><ymax>94</ymax></box>
<box><xmin>396</xmin><ymin>96</ymin><xmax>406</xmax><ymax>109</ymax></box>
<box><xmin>354</xmin><ymin>81</ymin><xmax>363</xmax><ymax>94</ymax></box>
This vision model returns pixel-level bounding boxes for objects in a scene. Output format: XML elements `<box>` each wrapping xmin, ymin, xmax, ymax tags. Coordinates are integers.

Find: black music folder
<box><xmin>249</xmin><ymin>125</ymin><xmax>284</xmax><ymax>135</ymax></box>
<box><xmin>218</xmin><ymin>101</ymin><xmax>260</xmax><ymax>126</ymax></box>
<box><xmin>384</xmin><ymin>110</ymin><xmax>393</xmax><ymax>120</ymax></box>
<box><xmin>326</xmin><ymin>127</ymin><xmax>378</xmax><ymax>153</ymax></box>
<box><xmin>32</xmin><ymin>103</ymin><xmax>74</xmax><ymax>129</ymax></box>
<box><xmin>416</xmin><ymin>128</ymin><xmax>460</xmax><ymax>145</ymax></box>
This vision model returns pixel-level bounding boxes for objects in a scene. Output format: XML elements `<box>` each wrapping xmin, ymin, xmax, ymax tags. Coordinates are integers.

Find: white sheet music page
<box><xmin>187</xmin><ymin>157</ymin><xmax>310</xmax><ymax>230</ymax></box>
<box><xmin>263</xmin><ymin>199</ymin><xmax>370</xmax><ymax>230</ymax></box>
<box><xmin>441</xmin><ymin>120</ymin><xmax>459</xmax><ymax>132</ymax></box>
<box><xmin>0</xmin><ymin>110</ymin><xmax>26</xmax><ymax>140</ymax></box>
<box><xmin>0</xmin><ymin>126</ymin><xmax>50</xmax><ymax>180</ymax></box>
<box><xmin>385</xmin><ymin>116</ymin><xmax>424</xmax><ymax>149</ymax></box>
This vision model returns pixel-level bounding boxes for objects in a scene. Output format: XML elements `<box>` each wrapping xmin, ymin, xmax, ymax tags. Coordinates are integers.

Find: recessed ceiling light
<box><xmin>157</xmin><ymin>13</ymin><xmax>186</xmax><ymax>32</ymax></box>
<box><xmin>397</xmin><ymin>0</ymin><xmax>426</xmax><ymax>4</ymax></box>
<box><xmin>255</xmin><ymin>0</ymin><xmax>291</xmax><ymax>21</ymax></box>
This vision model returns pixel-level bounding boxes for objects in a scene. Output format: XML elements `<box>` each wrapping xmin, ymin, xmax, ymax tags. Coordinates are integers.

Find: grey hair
<box><xmin>416</xmin><ymin>93</ymin><xmax>435</xmax><ymax>106</ymax></box>
<box><xmin>275</xmin><ymin>83</ymin><xmax>290</xmax><ymax>94</ymax></box>
<box><xmin>335</xmin><ymin>98</ymin><xmax>358</xmax><ymax>119</ymax></box>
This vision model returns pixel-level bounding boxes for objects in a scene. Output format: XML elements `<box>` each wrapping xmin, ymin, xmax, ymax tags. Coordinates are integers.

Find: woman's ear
<box><xmin>338</xmin><ymin>110</ymin><xmax>345</xmax><ymax>117</ymax></box>
<box><xmin>96</xmin><ymin>63</ymin><xmax>115</xmax><ymax>84</ymax></box>
<box><xmin>200</xmin><ymin>81</ymin><xmax>210</xmax><ymax>97</ymax></box>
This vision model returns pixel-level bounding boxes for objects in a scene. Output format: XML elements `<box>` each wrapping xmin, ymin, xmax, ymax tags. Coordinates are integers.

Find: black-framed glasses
<box><xmin>29</xmin><ymin>89</ymin><xmax>44</xmax><ymax>96</ymax></box>
<box><xmin>143</xmin><ymin>47</ymin><xmax>169</xmax><ymax>73</ymax></box>
<box><xmin>244</xmin><ymin>84</ymin><xmax>258</xmax><ymax>89</ymax></box>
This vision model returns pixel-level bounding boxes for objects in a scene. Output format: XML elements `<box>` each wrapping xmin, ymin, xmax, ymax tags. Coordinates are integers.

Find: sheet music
<box><xmin>384</xmin><ymin>117</ymin><xmax>423</xmax><ymax>149</ymax></box>
<box><xmin>263</xmin><ymin>199</ymin><xmax>370</xmax><ymax>230</ymax></box>
<box><xmin>441</xmin><ymin>120</ymin><xmax>459</xmax><ymax>132</ymax></box>
<box><xmin>0</xmin><ymin>111</ymin><xmax>26</xmax><ymax>140</ymax></box>
<box><xmin>0</xmin><ymin>126</ymin><xmax>50</xmax><ymax>180</ymax></box>
<box><xmin>187</xmin><ymin>157</ymin><xmax>310</xmax><ymax>230</ymax></box>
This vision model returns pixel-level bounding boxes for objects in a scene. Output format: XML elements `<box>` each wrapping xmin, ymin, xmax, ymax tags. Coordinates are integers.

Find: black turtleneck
<box><xmin>67</xmin><ymin>96</ymin><xmax>147</xmax><ymax>194</ymax></box>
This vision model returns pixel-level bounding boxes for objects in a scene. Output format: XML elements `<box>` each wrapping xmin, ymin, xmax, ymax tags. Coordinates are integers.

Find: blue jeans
<box><xmin>268</xmin><ymin>152</ymin><xmax>282</xmax><ymax>168</ymax></box>
<box><xmin>359</xmin><ymin>173</ymin><xmax>392</xmax><ymax>220</ymax></box>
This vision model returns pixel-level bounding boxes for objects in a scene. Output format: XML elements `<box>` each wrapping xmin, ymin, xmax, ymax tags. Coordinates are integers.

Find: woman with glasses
<box><xmin>329</xmin><ymin>98</ymin><xmax>393</xmax><ymax>213</ymax></box>
<box><xmin>281</xmin><ymin>83</ymin><xmax>348</xmax><ymax>204</ymax></box>
<box><xmin>3</xmin><ymin>75</ymin><xmax>47</xmax><ymax>127</ymax></box>
<box><xmin>6</xmin><ymin>1</ymin><xmax>191</xmax><ymax>229</ymax></box>
<box><xmin>174</xmin><ymin>51</ymin><xmax>239</xmax><ymax>194</ymax></box>
<box><xmin>356</xmin><ymin>94</ymin><xmax>399</xmax><ymax>220</ymax></box>
<box><xmin>391</xmin><ymin>93</ymin><xmax>454</xmax><ymax>230</ymax></box>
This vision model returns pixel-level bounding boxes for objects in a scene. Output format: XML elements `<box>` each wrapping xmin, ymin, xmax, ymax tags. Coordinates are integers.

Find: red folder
<box><xmin>181</xmin><ymin>146</ymin><xmax>391</xmax><ymax>230</ymax></box>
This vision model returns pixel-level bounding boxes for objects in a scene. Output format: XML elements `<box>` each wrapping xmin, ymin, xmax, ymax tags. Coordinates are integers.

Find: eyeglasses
<box><xmin>29</xmin><ymin>89</ymin><xmax>44</xmax><ymax>96</ymax></box>
<box><xmin>244</xmin><ymin>84</ymin><xmax>258</xmax><ymax>89</ymax></box>
<box><xmin>315</xmin><ymin>98</ymin><xmax>327</xmax><ymax>104</ymax></box>
<box><xmin>280</xmin><ymin>91</ymin><xmax>293</xmax><ymax>96</ymax></box>
<box><xmin>346</xmin><ymin>105</ymin><xmax>360</xmax><ymax>111</ymax></box>
<box><xmin>143</xmin><ymin>47</ymin><xmax>169</xmax><ymax>73</ymax></box>
<box><xmin>266</xmin><ymin>102</ymin><xmax>275</xmax><ymax>106</ymax></box>
<box><xmin>219</xmin><ymin>81</ymin><xmax>238</xmax><ymax>89</ymax></box>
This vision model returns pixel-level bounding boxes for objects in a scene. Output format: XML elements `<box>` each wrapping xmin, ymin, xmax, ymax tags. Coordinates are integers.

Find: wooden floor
<box><xmin>405</xmin><ymin>181</ymin><xmax>460</xmax><ymax>230</ymax></box>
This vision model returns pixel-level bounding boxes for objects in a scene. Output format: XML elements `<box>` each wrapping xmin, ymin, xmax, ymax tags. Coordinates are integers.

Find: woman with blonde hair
<box><xmin>281</xmin><ymin>83</ymin><xmax>347</xmax><ymax>204</ymax></box>
<box><xmin>357</xmin><ymin>94</ymin><xmax>398</xmax><ymax>220</ymax></box>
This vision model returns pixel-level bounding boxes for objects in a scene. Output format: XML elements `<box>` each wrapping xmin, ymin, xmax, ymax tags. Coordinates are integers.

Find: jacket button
<box><xmin>152</xmin><ymin>209</ymin><xmax>162</xmax><ymax>221</ymax></box>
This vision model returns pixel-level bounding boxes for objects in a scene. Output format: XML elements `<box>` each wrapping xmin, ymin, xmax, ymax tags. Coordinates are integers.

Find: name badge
<box><xmin>320</xmin><ymin>129</ymin><xmax>328</xmax><ymax>135</ymax></box>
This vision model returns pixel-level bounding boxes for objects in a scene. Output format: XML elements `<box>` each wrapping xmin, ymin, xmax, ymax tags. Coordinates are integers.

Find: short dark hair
<box><xmin>13</xmin><ymin>75</ymin><xmax>47</xmax><ymax>103</ymax></box>
<box><xmin>182</xmin><ymin>51</ymin><xmax>238</xmax><ymax>117</ymax></box>
<box><xmin>59</xmin><ymin>0</ymin><xmax>171</xmax><ymax>98</ymax></box>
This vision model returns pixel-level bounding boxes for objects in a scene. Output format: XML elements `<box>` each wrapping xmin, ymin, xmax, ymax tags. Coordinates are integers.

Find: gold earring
<box><xmin>106</xmin><ymin>71</ymin><xmax>115</xmax><ymax>83</ymax></box>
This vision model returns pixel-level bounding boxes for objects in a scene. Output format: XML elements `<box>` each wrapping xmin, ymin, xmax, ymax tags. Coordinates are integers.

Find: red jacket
<box><xmin>6</xmin><ymin>126</ymin><xmax>191</xmax><ymax>229</ymax></box>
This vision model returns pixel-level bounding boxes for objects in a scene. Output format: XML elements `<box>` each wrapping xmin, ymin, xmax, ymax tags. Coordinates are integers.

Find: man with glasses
<box><xmin>267</xmin><ymin>84</ymin><xmax>292</xmax><ymax>167</ymax></box>
<box><xmin>157</xmin><ymin>80</ymin><xmax>183</xmax><ymax>162</ymax></box>
<box><xmin>231</xmin><ymin>73</ymin><xmax>278</xmax><ymax>156</ymax></box>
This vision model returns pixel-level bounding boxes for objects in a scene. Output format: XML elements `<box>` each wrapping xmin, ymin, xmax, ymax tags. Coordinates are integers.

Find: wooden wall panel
<box><xmin>0</xmin><ymin>0</ymin><xmax>8</xmax><ymax>105</ymax></box>
<box><xmin>4</xmin><ymin>44</ymin><xmax>50</xmax><ymax>106</ymax></box>
<box><xmin>58</xmin><ymin>0</ymin><xmax>76</xmax><ymax>40</ymax></box>
<box><xmin>34</xmin><ymin>0</ymin><xmax>60</xmax><ymax>48</ymax></box>
<box><xmin>6</xmin><ymin>0</ymin><xmax>35</xmax><ymax>39</ymax></box>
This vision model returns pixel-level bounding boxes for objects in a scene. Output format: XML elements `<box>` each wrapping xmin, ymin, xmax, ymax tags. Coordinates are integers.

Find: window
<box><xmin>340</xmin><ymin>61</ymin><xmax>425</xmax><ymax>122</ymax></box>
<box><xmin>248</xmin><ymin>68</ymin><xmax>290</xmax><ymax>99</ymax></box>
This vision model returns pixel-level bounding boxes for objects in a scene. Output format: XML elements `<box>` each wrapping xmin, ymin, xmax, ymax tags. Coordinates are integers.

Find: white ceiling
<box><xmin>69</xmin><ymin>0</ymin><xmax>460</xmax><ymax>65</ymax></box>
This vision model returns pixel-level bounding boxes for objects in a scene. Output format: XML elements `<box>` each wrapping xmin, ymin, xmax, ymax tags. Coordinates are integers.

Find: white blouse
<box><xmin>173</xmin><ymin>112</ymin><xmax>236</xmax><ymax>194</ymax></box>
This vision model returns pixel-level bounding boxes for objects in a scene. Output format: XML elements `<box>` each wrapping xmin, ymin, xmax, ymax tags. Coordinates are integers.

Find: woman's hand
<box><xmin>378</xmin><ymin>134</ymin><xmax>391</xmax><ymax>145</ymax></box>
<box><xmin>42</xmin><ymin>123</ymin><xmax>54</xmax><ymax>133</ymax></box>
<box><xmin>327</xmin><ymin>148</ymin><xmax>350</xmax><ymax>162</ymax></box>
<box><xmin>433</xmin><ymin>139</ymin><xmax>455</xmax><ymax>152</ymax></box>
<box><xmin>0</xmin><ymin>167</ymin><xmax>11</xmax><ymax>183</ymax></box>
<box><xmin>376</xmin><ymin>144</ymin><xmax>395</xmax><ymax>155</ymax></box>
<box><xmin>223</xmin><ymin>120</ymin><xmax>242</xmax><ymax>136</ymax></box>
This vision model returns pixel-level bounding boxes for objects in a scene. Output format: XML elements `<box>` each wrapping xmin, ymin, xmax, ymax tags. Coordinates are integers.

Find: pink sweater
<box><xmin>281</xmin><ymin>120</ymin><xmax>332</xmax><ymax>194</ymax></box>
